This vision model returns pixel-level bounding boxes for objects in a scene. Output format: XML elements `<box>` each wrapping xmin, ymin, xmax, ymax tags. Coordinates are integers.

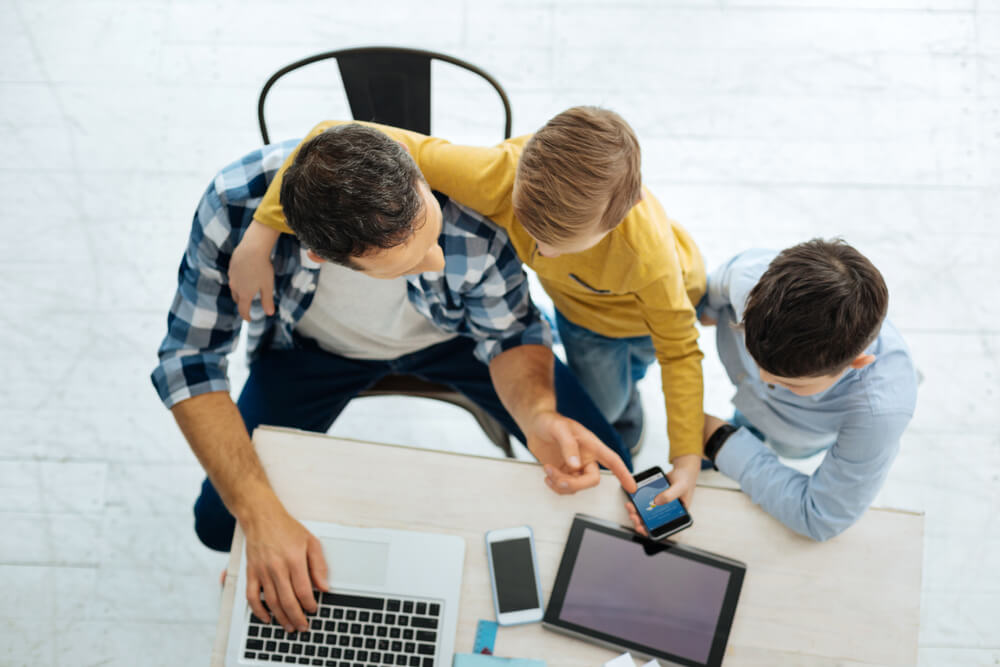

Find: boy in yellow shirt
<box><xmin>230</xmin><ymin>107</ymin><xmax>707</xmax><ymax>505</ymax></box>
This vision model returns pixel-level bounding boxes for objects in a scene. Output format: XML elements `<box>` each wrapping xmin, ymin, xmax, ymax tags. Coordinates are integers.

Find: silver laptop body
<box><xmin>225</xmin><ymin>520</ymin><xmax>465</xmax><ymax>667</ymax></box>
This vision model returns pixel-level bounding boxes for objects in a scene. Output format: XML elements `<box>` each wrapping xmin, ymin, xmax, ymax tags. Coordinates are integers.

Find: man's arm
<box><xmin>426</xmin><ymin>207</ymin><xmax>634</xmax><ymax>494</ymax></box>
<box><xmin>488</xmin><ymin>345</ymin><xmax>636</xmax><ymax>494</ymax></box>
<box><xmin>713</xmin><ymin>412</ymin><xmax>910</xmax><ymax>540</ymax></box>
<box><xmin>151</xmin><ymin>164</ymin><xmax>327</xmax><ymax>634</ymax></box>
<box><xmin>171</xmin><ymin>392</ymin><xmax>327</xmax><ymax>631</ymax></box>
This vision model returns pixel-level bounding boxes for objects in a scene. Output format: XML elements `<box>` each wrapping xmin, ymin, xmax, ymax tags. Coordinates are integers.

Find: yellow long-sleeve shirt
<box><xmin>254</xmin><ymin>121</ymin><xmax>706</xmax><ymax>459</ymax></box>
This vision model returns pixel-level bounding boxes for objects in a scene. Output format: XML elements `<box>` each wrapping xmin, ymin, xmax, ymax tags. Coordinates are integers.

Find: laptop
<box><xmin>225</xmin><ymin>520</ymin><xmax>466</xmax><ymax>667</ymax></box>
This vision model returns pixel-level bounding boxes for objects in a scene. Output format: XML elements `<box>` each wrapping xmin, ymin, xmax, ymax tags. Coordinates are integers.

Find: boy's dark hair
<box><xmin>742</xmin><ymin>239</ymin><xmax>889</xmax><ymax>378</ymax></box>
<box><xmin>280</xmin><ymin>124</ymin><xmax>424</xmax><ymax>266</ymax></box>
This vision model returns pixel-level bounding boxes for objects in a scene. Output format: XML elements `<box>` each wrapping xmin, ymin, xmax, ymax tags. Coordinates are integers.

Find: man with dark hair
<box><xmin>627</xmin><ymin>239</ymin><xmax>917</xmax><ymax>541</ymax></box>
<box><xmin>152</xmin><ymin>125</ymin><xmax>636</xmax><ymax>637</ymax></box>
<box><xmin>279</xmin><ymin>127</ymin><xmax>425</xmax><ymax>266</ymax></box>
<box><xmin>234</xmin><ymin>111</ymin><xmax>708</xmax><ymax>510</ymax></box>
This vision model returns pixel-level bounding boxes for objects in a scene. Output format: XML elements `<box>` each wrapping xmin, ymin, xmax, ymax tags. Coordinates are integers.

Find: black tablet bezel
<box><xmin>543</xmin><ymin>514</ymin><xmax>746</xmax><ymax>667</ymax></box>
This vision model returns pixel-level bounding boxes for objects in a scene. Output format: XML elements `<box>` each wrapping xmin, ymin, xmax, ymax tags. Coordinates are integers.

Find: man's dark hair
<box><xmin>280</xmin><ymin>124</ymin><xmax>424</xmax><ymax>266</ymax></box>
<box><xmin>742</xmin><ymin>239</ymin><xmax>889</xmax><ymax>378</ymax></box>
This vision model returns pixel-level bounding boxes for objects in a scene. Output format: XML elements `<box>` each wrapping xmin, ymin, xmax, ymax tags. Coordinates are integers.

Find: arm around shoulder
<box><xmin>230</xmin><ymin>220</ymin><xmax>282</xmax><ymax>321</ymax></box>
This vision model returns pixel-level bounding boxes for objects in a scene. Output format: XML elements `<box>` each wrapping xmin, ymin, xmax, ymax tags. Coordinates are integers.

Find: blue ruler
<box><xmin>473</xmin><ymin>619</ymin><xmax>498</xmax><ymax>655</ymax></box>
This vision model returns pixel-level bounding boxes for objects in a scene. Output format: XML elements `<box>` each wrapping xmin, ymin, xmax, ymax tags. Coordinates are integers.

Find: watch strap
<box><xmin>704</xmin><ymin>423</ymin><xmax>738</xmax><ymax>466</ymax></box>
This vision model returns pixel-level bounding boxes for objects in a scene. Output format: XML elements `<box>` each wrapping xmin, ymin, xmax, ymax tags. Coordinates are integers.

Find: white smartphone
<box><xmin>484</xmin><ymin>525</ymin><xmax>544</xmax><ymax>625</ymax></box>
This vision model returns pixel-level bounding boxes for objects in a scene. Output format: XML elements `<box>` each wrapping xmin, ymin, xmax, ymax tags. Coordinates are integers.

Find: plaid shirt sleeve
<box><xmin>150</xmin><ymin>145</ymin><xmax>293</xmax><ymax>409</ymax></box>
<box><xmin>410</xmin><ymin>200</ymin><xmax>551</xmax><ymax>365</ymax></box>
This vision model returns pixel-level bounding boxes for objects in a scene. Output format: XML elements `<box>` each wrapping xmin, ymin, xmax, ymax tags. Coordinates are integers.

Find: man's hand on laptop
<box><xmin>528</xmin><ymin>411</ymin><xmax>638</xmax><ymax>495</ymax></box>
<box><xmin>243</xmin><ymin>504</ymin><xmax>330</xmax><ymax>633</ymax></box>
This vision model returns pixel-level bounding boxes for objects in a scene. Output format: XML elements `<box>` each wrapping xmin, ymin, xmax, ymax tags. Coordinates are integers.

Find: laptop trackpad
<box><xmin>321</xmin><ymin>537</ymin><xmax>389</xmax><ymax>588</ymax></box>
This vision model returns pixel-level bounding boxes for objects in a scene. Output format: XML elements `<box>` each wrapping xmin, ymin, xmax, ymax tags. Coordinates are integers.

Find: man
<box><xmin>151</xmin><ymin>125</ymin><xmax>635</xmax><ymax>635</ymax></box>
<box><xmin>237</xmin><ymin>108</ymin><xmax>707</xmax><ymax>508</ymax></box>
<box><xmin>627</xmin><ymin>240</ymin><xmax>918</xmax><ymax>541</ymax></box>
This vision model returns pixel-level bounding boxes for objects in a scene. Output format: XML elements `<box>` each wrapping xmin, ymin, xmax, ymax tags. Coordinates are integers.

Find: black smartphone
<box><xmin>626</xmin><ymin>466</ymin><xmax>693</xmax><ymax>540</ymax></box>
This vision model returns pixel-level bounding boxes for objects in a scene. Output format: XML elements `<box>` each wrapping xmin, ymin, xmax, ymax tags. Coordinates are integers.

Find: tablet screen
<box><xmin>562</xmin><ymin>528</ymin><xmax>729</xmax><ymax>662</ymax></box>
<box><xmin>545</xmin><ymin>516</ymin><xmax>746</xmax><ymax>667</ymax></box>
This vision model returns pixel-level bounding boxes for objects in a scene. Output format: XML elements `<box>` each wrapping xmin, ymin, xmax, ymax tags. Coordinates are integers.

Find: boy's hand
<box><xmin>698</xmin><ymin>312</ymin><xmax>718</xmax><ymax>326</ymax></box>
<box><xmin>651</xmin><ymin>454</ymin><xmax>700</xmax><ymax>509</ymax></box>
<box><xmin>625</xmin><ymin>455</ymin><xmax>700</xmax><ymax>535</ymax></box>
<box><xmin>230</xmin><ymin>220</ymin><xmax>281</xmax><ymax>322</ymax></box>
<box><xmin>624</xmin><ymin>500</ymin><xmax>648</xmax><ymax>536</ymax></box>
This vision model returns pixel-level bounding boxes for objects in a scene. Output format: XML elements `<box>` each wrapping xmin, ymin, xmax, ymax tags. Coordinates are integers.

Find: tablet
<box><xmin>543</xmin><ymin>515</ymin><xmax>746</xmax><ymax>666</ymax></box>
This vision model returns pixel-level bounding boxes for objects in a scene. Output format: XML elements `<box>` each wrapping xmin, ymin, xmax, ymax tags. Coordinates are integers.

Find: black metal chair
<box><xmin>258</xmin><ymin>46</ymin><xmax>511</xmax><ymax>144</ymax></box>
<box><xmin>258</xmin><ymin>47</ymin><xmax>515</xmax><ymax>456</ymax></box>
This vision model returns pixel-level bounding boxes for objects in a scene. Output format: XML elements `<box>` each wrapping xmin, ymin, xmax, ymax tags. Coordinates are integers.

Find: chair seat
<box><xmin>359</xmin><ymin>375</ymin><xmax>514</xmax><ymax>457</ymax></box>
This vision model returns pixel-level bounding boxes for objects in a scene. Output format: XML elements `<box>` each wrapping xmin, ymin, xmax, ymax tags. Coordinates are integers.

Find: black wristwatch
<box><xmin>704</xmin><ymin>423</ymin><xmax>738</xmax><ymax>468</ymax></box>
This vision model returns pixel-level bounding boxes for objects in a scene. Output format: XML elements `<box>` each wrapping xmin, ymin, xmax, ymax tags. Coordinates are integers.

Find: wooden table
<box><xmin>212</xmin><ymin>426</ymin><xmax>923</xmax><ymax>666</ymax></box>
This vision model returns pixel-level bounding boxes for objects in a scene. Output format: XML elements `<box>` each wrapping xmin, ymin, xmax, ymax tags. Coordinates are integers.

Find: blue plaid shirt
<box><xmin>151</xmin><ymin>141</ymin><xmax>550</xmax><ymax>409</ymax></box>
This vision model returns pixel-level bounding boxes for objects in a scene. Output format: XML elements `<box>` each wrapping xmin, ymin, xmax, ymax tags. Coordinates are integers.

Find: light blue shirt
<box><xmin>702</xmin><ymin>249</ymin><xmax>918</xmax><ymax>541</ymax></box>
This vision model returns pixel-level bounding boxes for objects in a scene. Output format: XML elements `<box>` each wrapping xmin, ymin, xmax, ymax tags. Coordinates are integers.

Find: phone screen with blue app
<box><xmin>628</xmin><ymin>468</ymin><xmax>692</xmax><ymax>539</ymax></box>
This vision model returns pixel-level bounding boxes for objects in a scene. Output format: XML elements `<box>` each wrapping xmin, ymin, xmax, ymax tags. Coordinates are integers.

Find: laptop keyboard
<box><xmin>242</xmin><ymin>591</ymin><xmax>443</xmax><ymax>666</ymax></box>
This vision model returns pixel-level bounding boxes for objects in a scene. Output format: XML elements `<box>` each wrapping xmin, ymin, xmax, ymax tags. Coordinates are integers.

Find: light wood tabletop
<box><xmin>212</xmin><ymin>426</ymin><xmax>923</xmax><ymax>667</ymax></box>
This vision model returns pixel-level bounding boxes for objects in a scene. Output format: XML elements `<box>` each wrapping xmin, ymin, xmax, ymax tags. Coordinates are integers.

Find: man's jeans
<box><xmin>555</xmin><ymin>310</ymin><xmax>656</xmax><ymax>452</ymax></box>
<box><xmin>193</xmin><ymin>335</ymin><xmax>632</xmax><ymax>551</ymax></box>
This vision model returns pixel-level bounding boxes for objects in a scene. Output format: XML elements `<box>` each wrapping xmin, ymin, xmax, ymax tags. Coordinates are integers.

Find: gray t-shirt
<box><xmin>294</xmin><ymin>260</ymin><xmax>456</xmax><ymax>359</ymax></box>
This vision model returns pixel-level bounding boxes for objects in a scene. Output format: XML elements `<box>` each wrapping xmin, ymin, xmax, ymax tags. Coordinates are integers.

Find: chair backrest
<box><xmin>258</xmin><ymin>46</ymin><xmax>512</xmax><ymax>144</ymax></box>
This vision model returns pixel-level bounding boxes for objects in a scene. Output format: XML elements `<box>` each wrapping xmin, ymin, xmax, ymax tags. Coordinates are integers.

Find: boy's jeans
<box><xmin>555</xmin><ymin>310</ymin><xmax>656</xmax><ymax>452</ymax></box>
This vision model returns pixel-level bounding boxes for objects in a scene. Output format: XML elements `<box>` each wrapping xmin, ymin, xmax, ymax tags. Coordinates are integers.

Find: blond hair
<box><xmin>513</xmin><ymin>106</ymin><xmax>641</xmax><ymax>244</ymax></box>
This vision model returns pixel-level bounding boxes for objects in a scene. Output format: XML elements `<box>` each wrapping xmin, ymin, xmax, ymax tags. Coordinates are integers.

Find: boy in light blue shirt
<box><xmin>628</xmin><ymin>239</ymin><xmax>917</xmax><ymax>541</ymax></box>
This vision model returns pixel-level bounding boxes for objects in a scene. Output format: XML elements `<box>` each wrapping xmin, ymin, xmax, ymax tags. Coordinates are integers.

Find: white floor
<box><xmin>1</xmin><ymin>0</ymin><xmax>998</xmax><ymax>665</ymax></box>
